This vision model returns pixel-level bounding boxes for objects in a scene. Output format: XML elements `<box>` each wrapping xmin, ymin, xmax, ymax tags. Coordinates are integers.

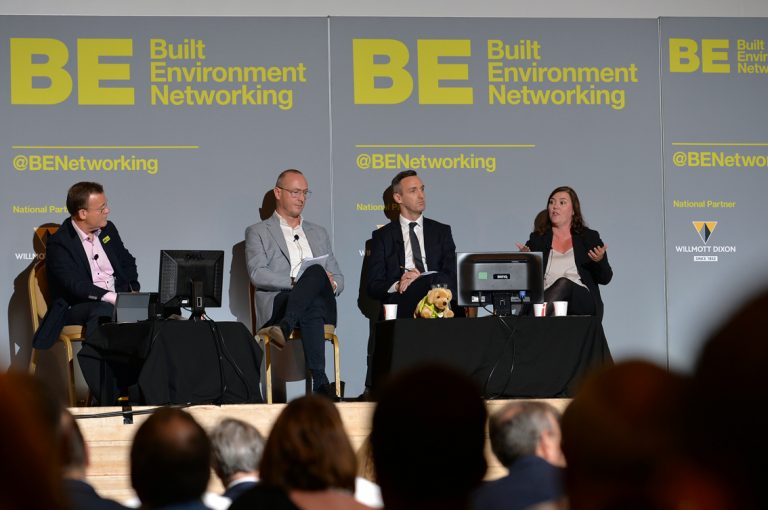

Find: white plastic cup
<box><xmin>383</xmin><ymin>304</ymin><xmax>399</xmax><ymax>320</ymax></box>
<box><xmin>553</xmin><ymin>301</ymin><xmax>568</xmax><ymax>317</ymax></box>
<box><xmin>533</xmin><ymin>303</ymin><xmax>547</xmax><ymax>317</ymax></box>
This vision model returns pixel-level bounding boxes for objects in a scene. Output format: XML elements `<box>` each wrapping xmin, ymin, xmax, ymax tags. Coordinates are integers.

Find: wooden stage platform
<box><xmin>72</xmin><ymin>399</ymin><xmax>570</xmax><ymax>504</ymax></box>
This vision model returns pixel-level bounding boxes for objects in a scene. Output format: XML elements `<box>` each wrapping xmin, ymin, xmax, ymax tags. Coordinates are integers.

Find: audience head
<box><xmin>0</xmin><ymin>372</ymin><xmax>68</xmax><ymax>510</ymax></box>
<box><xmin>59</xmin><ymin>409</ymin><xmax>89</xmax><ymax>479</ymax></box>
<box><xmin>260</xmin><ymin>395</ymin><xmax>357</xmax><ymax>492</ymax></box>
<box><xmin>561</xmin><ymin>360</ymin><xmax>686</xmax><ymax>510</ymax></box>
<box><xmin>210</xmin><ymin>418</ymin><xmax>265</xmax><ymax>486</ymax></box>
<box><xmin>371</xmin><ymin>364</ymin><xmax>487</xmax><ymax>509</ymax></box>
<box><xmin>490</xmin><ymin>401</ymin><xmax>565</xmax><ymax>469</ymax></box>
<box><xmin>131</xmin><ymin>407</ymin><xmax>211</xmax><ymax>509</ymax></box>
<box><xmin>682</xmin><ymin>289</ymin><xmax>768</xmax><ymax>509</ymax></box>
<box><xmin>356</xmin><ymin>435</ymin><xmax>376</xmax><ymax>482</ymax></box>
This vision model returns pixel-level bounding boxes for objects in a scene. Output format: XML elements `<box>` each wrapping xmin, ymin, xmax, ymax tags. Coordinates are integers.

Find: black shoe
<box><xmin>354</xmin><ymin>387</ymin><xmax>373</xmax><ymax>402</ymax></box>
<box><xmin>314</xmin><ymin>381</ymin><xmax>345</xmax><ymax>402</ymax></box>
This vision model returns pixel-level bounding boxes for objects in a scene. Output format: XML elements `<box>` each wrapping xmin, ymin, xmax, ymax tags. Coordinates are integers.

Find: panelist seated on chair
<box><xmin>366</xmin><ymin>170</ymin><xmax>459</xmax><ymax>319</ymax></box>
<box><xmin>245</xmin><ymin>168</ymin><xmax>344</xmax><ymax>395</ymax></box>
<box><xmin>41</xmin><ymin>181</ymin><xmax>140</xmax><ymax>347</ymax></box>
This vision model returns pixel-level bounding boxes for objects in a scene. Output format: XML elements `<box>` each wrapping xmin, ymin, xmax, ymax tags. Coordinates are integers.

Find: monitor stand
<box><xmin>190</xmin><ymin>280</ymin><xmax>206</xmax><ymax>320</ymax></box>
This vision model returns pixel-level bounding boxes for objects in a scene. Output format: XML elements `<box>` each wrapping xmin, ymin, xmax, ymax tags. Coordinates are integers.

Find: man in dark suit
<box><xmin>366</xmin><ymin>170</ymin><xmax>457</xmax><ymax>319</ymax></box>
<box><xmin>37</xmin><ymin>182</ymin><xmax>140</xmax><ymax>404</ymax></box>
<box><xmin>472</xmin><ymin>401</ymin><xmax>565</xmax><ymax>510</ymax></box>
<box><xmin>43</xmin><ymin>181</ymin><xmax>140</xmax><ymax>344</ymax></box>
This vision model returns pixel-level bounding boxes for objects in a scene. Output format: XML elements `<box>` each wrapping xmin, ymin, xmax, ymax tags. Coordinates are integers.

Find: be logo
<box><xmin>669</xmin><ymin>38</ymin><xmax>730</xmax><ymax>73</ymax></box>
<box><xmin>352</xmin><ymin>39</ymin><xmax>474</xmax><ymax>105</ymax></box>
<box><xmin>10</xmin><ymin>38</ymin><xmax>135</xmax><ymax>105</ymax></box>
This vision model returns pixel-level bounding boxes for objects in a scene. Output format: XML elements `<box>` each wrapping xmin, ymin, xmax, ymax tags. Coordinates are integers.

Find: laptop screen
<box><xmin>113</xmin><ymin>292</ymin><xmax>152</xmax><ymax>323</ymax></box>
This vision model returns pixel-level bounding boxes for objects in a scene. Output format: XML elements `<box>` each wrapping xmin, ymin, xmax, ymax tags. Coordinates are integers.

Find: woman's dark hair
<box><xmin>260</xmin><ymin>396</ymin><xmax>357</xmax><ymax>492</ymax></box>
<box><xmin>534</xmin><ymin>186</ymin><xmax>587</xmax><ymax>235</ymax></box>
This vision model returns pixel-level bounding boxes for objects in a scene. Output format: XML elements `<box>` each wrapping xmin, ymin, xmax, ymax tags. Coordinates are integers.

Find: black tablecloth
<box><xmin>372</xmin><ymin>316</ymin><xmax>612</xmax><ymax>398</ymax></box>
<box><xmin>78</xmin><ymin>320</ymin><xmax>263</xmax><ymax>405</ymax></box>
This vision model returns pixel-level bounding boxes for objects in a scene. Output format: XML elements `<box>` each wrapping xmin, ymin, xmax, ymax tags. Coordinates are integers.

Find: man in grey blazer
<box><xmin>245</xmin><ymin>169</ymin><xmax>344</xmax><ymax>395</ymax></box>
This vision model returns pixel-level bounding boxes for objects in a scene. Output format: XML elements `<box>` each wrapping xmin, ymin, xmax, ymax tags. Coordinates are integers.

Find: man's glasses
<box><xmin>277</xmin><ymin>187</ymin><xmax>312</xmax><ymax>198</ymax></box>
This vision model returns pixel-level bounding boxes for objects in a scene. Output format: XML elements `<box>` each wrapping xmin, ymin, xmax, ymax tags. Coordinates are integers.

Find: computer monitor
<box><xmin>159</xmin><ymin>250</ymin><xmax>224</xmax><ymax>319</ymax></box>
<box><xmin>456</xmin><ymin>252</ymin><xmax>544</xmax><ymax>316</ymax></box>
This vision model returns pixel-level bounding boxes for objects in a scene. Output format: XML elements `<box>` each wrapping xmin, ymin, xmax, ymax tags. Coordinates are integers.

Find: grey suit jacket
<box><xmin>245</xmin><ymin>212</ymin><xmax>344</xmax><ymax>330</ymax></box>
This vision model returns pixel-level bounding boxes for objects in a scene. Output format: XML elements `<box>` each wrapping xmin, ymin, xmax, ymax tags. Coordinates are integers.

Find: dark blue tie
<box><xmin>409</xmin><ymin>222</ymin><xmax>426</xmax><ymax>272</ymax></box>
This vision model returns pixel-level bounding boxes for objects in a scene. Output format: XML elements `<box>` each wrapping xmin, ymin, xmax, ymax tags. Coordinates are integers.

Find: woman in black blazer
<box><xmin>516</xmin><ymin>186</ymin><xmax>612</xmax><ymax>319</ymax></box>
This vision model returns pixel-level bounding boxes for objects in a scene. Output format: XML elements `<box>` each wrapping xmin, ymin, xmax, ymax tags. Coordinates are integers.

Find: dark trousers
<box><xmin>544</xmin><ymin>277</ymin><xmax>596</xmax><ymax>316</ymax></box>
<box><xmin>68</xmin><ymin>301</ymin><xmax>118</xmax><ymax>404</ymax></box>
<box><xmin>66</xmin><ymin>301</ymin><xmax>115</xmax><ymax>340</ymax></box>
<box><xmin>266</xmin><ymin>264</ymin><xmax>336</xmax><ymax>373</ymax></box>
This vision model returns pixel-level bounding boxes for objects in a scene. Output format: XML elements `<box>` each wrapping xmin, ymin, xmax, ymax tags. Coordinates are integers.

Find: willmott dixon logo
<box><xmin>675</xmin><ymin>220</ymin><xmax>733</xmax><ymax>261</ymax></box>
<box><xmin>692</xmin><ymin>221</ymin><xmax>717</xmax><ymax>244</ymax></box>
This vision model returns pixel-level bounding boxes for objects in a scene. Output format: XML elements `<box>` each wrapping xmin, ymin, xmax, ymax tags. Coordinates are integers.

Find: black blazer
<box><xmin>366</xmin><ymin>218</ymin><xmax>457</xmax><ymax>300</ymax></box>
<box><xmin>472</xmin><ymin>455</ymin><xmax>564</xmax><ymax>510</ymax></box>
<box><xmin>34</xmin><ymin>218</ymin><xmax>140</xmax><ymax>348</ymax></box>
<box><xmin>47</xmin><ymin>217</ymin><xmax>140</xmax><ymax>305</ymax></box>
<box><xmin>525</xmin><ymin>227</ymin><xmax>612</xmax><ymax>320</ymax></box>
<box><xmin>63</xmin><ymin>479</ymin><xmax>129</xmax><ymax>510</ymax></box>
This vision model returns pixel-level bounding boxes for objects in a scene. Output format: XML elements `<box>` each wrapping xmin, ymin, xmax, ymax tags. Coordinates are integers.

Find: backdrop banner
<box><xmin>2</xmin><ymin>16</ymin><xmax>765</xmax><ymax>398</ymax></box>
<box><xmin>660</xmin><ymin>18</ymin><xmax>768</xmax><ymax>370</ymax></box>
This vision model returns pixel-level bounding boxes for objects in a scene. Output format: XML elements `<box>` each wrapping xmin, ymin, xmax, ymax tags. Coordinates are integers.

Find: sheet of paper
<box><xmin>296</xmin><ymin>253</ymin><xmax>329</xmax><ymax>280</ymax></box>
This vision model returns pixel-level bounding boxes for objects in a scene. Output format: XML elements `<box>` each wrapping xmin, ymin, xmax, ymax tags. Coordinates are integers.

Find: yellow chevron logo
<box><xmin>692</xmin><ymin>221</ymin><xmax>717</xmax><ymax>244</ymax></box>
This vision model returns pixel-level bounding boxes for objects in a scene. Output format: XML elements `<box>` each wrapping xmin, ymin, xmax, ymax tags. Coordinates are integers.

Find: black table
<box><xmin>78</xmin><ymin>320</ymin><xmax>263</xmax><ymax>405</ymax></box>
<box><xmin>371</xmin><ymin>316</ymin><xmax>612</xmax><ymax>398</ymax></box>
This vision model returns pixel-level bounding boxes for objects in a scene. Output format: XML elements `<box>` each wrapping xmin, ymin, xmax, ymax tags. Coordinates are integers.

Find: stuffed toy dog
<box><xmin>414</xmin><ymin>287</ymin><xmax>454</xmax><ymax>318</ymax></box>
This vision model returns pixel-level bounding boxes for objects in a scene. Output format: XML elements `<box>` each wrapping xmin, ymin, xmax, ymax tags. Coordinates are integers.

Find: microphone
<box><xmin>294</xmin><ymin>234</ymin><xmax>300</xmax><ymax>242</ymax></box>
<box><xmin>93</xmin><ymin>254</ymin><xmax>99</xmax><ymax>261</ymax></box>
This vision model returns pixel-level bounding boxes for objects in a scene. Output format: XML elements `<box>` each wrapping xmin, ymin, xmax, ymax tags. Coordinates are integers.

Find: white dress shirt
<box><xmin>276</xmin><ymin>213</ymin><xmax>313</xmax><ymax>279</ymax></box>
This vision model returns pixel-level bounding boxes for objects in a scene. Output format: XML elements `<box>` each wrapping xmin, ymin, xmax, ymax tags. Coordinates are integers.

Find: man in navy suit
<box><xmin>367</xmin><ymin>170</ymin><xmax>458</xmax><ymax>319</ymax></box>
<box><xmin>43</xmin><ymin>181</ymin><xmax>140</xmax><ymax>344</ymax></box>
<box><xmin>472</xmin><ymin>401</ymin><xmax>566</xmax><ymax>510</ymax></box>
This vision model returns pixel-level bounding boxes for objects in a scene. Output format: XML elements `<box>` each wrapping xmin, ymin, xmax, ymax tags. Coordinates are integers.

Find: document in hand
<box><xmin>296</xmin><ymin>254</ymin><xmax>330</xmax><ymax>280</ymax></box>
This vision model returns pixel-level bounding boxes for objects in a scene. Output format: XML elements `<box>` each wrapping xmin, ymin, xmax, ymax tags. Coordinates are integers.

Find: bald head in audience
<box><xmin>131</xmin><ymin>407</ymin><xmax>211</xmax><ymax>509</ymax></box>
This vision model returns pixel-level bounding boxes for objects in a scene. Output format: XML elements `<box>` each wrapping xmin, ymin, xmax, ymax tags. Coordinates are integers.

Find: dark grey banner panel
<box><xmin>330</xmin><ymin>18</ymin><xmax>666</xmax><ymax>394</ymax></box>
<box><xmin>1</xmin><ymin>17</ymin><xmax>331</xmax><ymax>386</ymax></box>
<box><xmin>660</xmin><ymin>18</ymin><xmax>768</xmax><ymax>371</ymax></box>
